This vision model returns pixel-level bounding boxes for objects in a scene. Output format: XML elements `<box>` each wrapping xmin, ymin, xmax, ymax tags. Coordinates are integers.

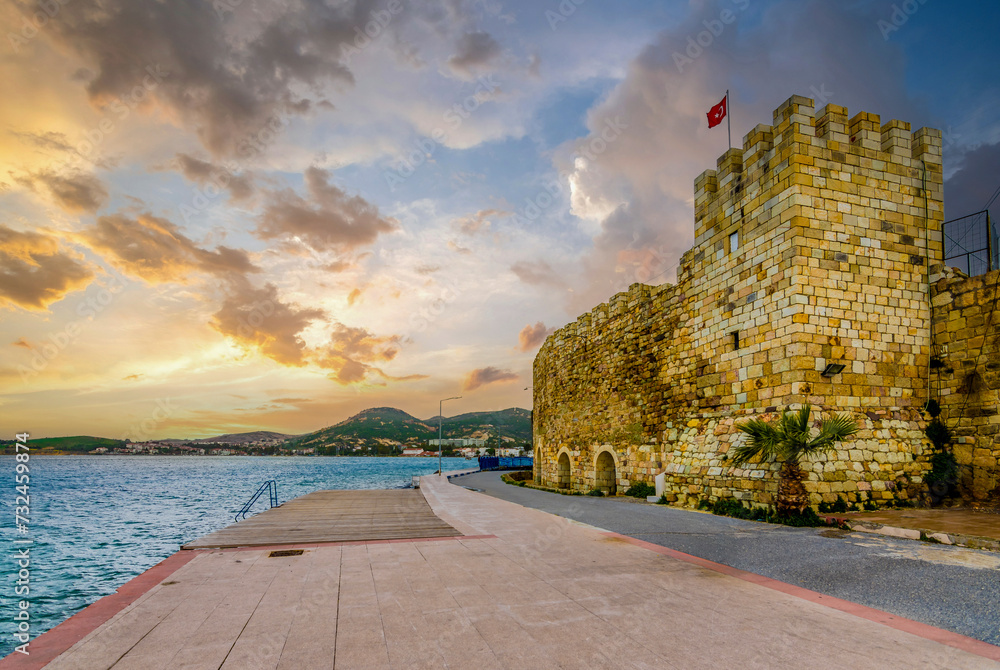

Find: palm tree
<box><xmin>731</xmin><ymin>405</ymin><xmax>858</xmax><ymax>515</ymax></box>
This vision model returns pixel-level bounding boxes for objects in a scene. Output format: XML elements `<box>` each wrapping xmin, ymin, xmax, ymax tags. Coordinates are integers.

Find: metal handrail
<box><xmin>235</xmin><ymin>480</ymin><xmax>278</xmax><ymax>521</ymax></box>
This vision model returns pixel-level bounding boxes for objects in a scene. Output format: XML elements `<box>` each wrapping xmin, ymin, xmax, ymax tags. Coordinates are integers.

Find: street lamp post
<box><xmin>438</xmin><ymin>396</ymin><xmax>461</xmax><ymax>475</ymax></box>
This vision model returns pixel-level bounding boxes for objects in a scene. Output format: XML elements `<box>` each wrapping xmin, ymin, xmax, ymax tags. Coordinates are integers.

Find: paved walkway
<box><xmin>457</xmin><ymin>471</ymin><xmax>1000</xmax><ymax>645</ymax></box>
<box><xmin>5</xmin><ymin>473</ymin><xmax>999</xmax><ymax>669</ymax></box>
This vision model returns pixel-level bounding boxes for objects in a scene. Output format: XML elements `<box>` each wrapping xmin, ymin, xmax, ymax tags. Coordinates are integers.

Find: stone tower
<box><xmin>687</xmin><ymin>94</ymin><xmax>943</xmax><ymax>411</ymax></box>
<box><xmin>532</xmin><ymin>94</ymin><xmax>945</xmax><ymax>505</ymax></box>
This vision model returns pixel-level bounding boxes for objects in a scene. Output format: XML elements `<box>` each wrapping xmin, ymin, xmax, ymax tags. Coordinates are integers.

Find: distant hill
<box><xmin>2</xmin><ymin>436</ymin><xmax>126</xmax><ymax>453</ymax></box>
<box><xmin>290</xmin><ymin>406</ymin><xmax>531</xmax><ymax>453</ymax></box>
<box><xmin>427</xmin><ymin>408</ymin><xmax>532</xmax><ymax>442</ymax></box>
<box><xmin>189</xmin><ymin>431</ymin><xmax>297</xmax><ymax>445</ymax></box>
<box><xmin>7</xmin><ymin>408</ymin><xmax>532</xmax><ymax>456</ymax></box>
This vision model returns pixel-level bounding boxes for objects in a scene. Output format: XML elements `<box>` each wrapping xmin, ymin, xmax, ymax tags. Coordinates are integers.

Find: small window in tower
<box><xmin>731</xmin><ymin>330</ymin><xmax>740</xmax><ymax>351</ymax></box>
<box><xmin>729</xmin><ymin>230</ymin><xmax>740</xmax><ymax>253</ymax></box>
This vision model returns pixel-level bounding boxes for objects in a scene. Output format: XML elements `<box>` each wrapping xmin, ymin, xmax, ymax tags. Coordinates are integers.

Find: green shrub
<box><xmin>656</xmin><ymin>494</ymin><xmax>669</xmax><ymax>505</ymax></box>
<box><xmin>774</xmin><ymin>506</ymin><xmax>822</xmax><ymax>527</ymax></box>
<box><xmin>586</xmin><ymin>489</ymin><xmax>605</xmax><ymax>497</ymax></box>
<box><xmin>926</xmin><ymin>449</ymin><xmax>959</xmax><ymax>485</ymax></box>
<box><xmin>708</xmin><ymin>497</ymin><xmax>823</xmax><ymax>527</ymax></box>
<box><xmin>818</xmin><ymin>495</ymin><xmax>849</xmax><ymax>514</ymax></box>
<box><xmin>624</xmin><ymin>482</ymin><xmax>656</xmax><ymax>498</ymax></box>
<box><xmin>924</xmin><ymin>418</ymin><xmax>950</xmax><ymax>451</ymax></box>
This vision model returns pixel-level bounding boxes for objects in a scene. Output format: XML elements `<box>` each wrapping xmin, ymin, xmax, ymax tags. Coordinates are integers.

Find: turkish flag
<box><xmin>707</xmin><ymin>95</ymin><xmax>727</xmax><ymax>128</ymax></box>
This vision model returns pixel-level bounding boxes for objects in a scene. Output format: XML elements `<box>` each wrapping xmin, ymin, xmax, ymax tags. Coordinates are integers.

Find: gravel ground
<box><xmin>457</xmin><ymin>470</ymin><xmax>1000</xmax><ymax>646</ymax></box>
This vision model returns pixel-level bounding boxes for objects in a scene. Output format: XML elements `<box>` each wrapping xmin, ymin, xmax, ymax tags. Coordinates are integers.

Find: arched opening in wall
<box><xmin>595</xmin><ymin>451</ymin><xmax>617</xmax><ymax>495</ymax></box>
<box><xmin>557</xmin><ymin>452</ymin><xmax>571</xmax><ymax>489</ymax></box>
<box><xmin>534</xmin><ymin>446</ymin><xmax>541</xmax><ymax>484</ymax></box>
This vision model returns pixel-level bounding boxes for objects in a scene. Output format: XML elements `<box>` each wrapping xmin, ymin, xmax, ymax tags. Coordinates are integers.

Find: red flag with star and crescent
<box><xmin>707</xmin><ymin>95</ymin><xmax>727</xmax><ymax>128</ymax></box>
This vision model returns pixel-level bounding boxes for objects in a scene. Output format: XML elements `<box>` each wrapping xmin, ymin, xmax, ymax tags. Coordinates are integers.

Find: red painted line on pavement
<box><xmin>0</xmin><ymin>549</ymin><xmax>203</xmax><ymax>670</ymax></box>
<box><xmin>603</xmin><ymin>531</ymin><xmax>1000</xmax><ymax>662</ymax></box>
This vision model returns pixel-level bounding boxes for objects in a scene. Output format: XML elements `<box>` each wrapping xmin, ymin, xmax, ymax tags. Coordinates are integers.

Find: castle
<box><xmin>532</xmin><ymin>94</ymin><xmax>1000</xmax><ymax>507</ymax></box>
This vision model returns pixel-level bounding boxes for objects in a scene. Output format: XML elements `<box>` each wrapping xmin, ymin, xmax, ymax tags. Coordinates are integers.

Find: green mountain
<box><xmin>428</xmin><ymin>407</ymin><xmax>533</xmax><ymax>442</ymax></box>
<box><xmin>0</xmin><ymin>436</ymin><xmax>126</xmax><ymax>453</ymax></box>
<box><xmin>289</xmin><ymin>406</ymin><xmax>531</xmax><ymax>453</ymax></box>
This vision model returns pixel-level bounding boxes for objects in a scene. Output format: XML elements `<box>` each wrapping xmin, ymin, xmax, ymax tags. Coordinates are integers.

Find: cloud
<box><xmin>556</xmin><ymin>0</ymin><xmax>921</xmax><ymax>311</ymax></box>
<box><xmin>347</xmin><ymin>287</ymin><xmax>363</xmax><ymax>306</ymax></box>
<box><xmin>314</xmin><ymin>323</ymin><xmax>414</xmax><ymax>385</ymax></box>
<box><xmin>447</xmin><ymin>240</ymin><xmax>472</xmax><ymax>254</ymax></box>
<box><xmin>256</xmin><ymin>167</ymin><xmax>397</xmax><ymax>251</ymax></box>
<box><xmin>34</xmin><ymin>0</ymin><xmax>482</xmax><ymax>158</ymax></box>
<box><xmin>447</xmin><ymin>31</ymin><xmax>503</xmax><ymax>80</ymax></box>
<box><xmin>16</xmin><ymin>170</ymin><xmax>109</xmax><ymax>213</ymax></box>
<box><xmin>12</xmin><ymin>338</ymin><xmax>32</xmax><ymax>349</ymax></box>
<box><xmin>174</xmin><ymin>153</ymin><xmax>255</xmax><ymax>202</ymax></box>
<box><xmin>0</xmin><ymin>225</ymin><xmax>94</xmax><ymax>311</ymax></box>
<box><xmin>211</xmin><ymin>279</ymin><xmax>324</xmax><ymax>367</ymax></box>
<box><xmin>81</xmin><ymin>212</ymin><xmax>258</xmax><ymax>283</ymax></box>
<box><xmin>510</xmin><ymin>259</ymin><xmax>563</xmax><ymax>286</ymax></box>
<box><xmin>210</xmin><ymin>279</ymin><xmax>420</xmax><ymax>385</ymax></box>
<box><xmin>463</xmin><ymin>366</ymin><xmax>518</xmax><ymax>391</ymax></box>
<box><xmin>35</xmin><ymin>0</ymin><xmax>371</xmax><ymax>157</ymax></box>
<box><xmin>453</xmin><ymin>208</ymin><xmax>511</xmax><ymax>235</ymax></box>
<box><xmin>517</xmin><ymin>322</ymin><xmax>553</xmax><ymax>352</ymax></box>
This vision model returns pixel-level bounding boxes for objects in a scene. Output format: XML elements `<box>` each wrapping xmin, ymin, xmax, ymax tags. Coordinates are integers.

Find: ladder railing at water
<box><xmin>235</xmin><ymin>480</ymin><xmax>278</xmax><ymax>522</ymax></box>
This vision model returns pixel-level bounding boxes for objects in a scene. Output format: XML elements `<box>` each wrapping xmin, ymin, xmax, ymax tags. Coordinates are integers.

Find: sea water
<box><xmin>0</xmin><ymin>455</ymin><xmax>470</xmax><ymax>657</ymax></box>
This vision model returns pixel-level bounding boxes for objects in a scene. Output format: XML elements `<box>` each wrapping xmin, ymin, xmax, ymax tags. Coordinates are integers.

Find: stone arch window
<box><xmin>595</xmin><ymin>449</ymin><xmax>618</xmax><ymax>495</ymax></box>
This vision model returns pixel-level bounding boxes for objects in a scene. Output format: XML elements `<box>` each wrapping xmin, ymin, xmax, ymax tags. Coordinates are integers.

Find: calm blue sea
<box><xmin>0</xmin><ymin>455</ymin><xmax>470</xmax><ymax>657</ymax></box>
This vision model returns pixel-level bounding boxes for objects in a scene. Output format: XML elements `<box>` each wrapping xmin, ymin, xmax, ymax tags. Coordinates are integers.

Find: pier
<box><xmin>3</xmin><ymin>473</ymin><xmax>999</xmax><ymax>669</ymax></box>
<box><xmin>182</xmin><ymin>489</ymin><xmax>462</xmax><ymax>549</ymax></box>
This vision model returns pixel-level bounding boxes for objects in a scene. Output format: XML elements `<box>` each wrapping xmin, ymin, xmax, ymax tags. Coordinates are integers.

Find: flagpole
<box><xmin>726</xmin><ymin>89</ymin><xmax>731</xmax><ymax>149</ymax></box>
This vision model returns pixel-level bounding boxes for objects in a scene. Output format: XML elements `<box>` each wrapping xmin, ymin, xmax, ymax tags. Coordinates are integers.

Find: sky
<box><xmin>2</xmin><ymin>0</ymin><xmax>999</xmax><ymax>440</ymax></box>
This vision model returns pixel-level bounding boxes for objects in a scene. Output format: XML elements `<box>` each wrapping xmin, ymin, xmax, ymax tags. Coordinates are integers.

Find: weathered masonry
<box><xmin>533</xmin><ymin>94</ymin><xmax>998</xmax><ymax>506</ymax></box>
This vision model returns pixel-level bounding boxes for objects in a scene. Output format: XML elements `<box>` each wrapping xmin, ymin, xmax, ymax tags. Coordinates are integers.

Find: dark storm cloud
<box><xmin>944</xmin><ymin>142</ymin><xmax>1000</xmax><ymax>220</ymax></box>
<box><xmin>29</xmin><ymin>0</ymin><xmax>410</xmax><ymax>157</ymax></box>
<box><xmin>562</xmin><ymin>0</ymin><xmax>927</xmax><ymax>312</ymax></box>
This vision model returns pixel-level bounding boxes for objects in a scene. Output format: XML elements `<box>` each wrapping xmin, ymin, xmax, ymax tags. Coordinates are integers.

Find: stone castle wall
<box><xmin>931</xmin><ymin>265</ymin><xmax>1000</xmax><ymax>500</ymax></box>
<box><xmin>530</xmin><ymin>94</ymin><xmax>996</xmax><ymax>506</ymax></box>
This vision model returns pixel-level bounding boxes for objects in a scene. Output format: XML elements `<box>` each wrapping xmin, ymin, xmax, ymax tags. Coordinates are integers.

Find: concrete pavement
<box><xmin>4</xmin><ymin>471</ymin><xmax>998</xmax><ymax>669</ymax></box>
<box><xmin>458</xmin><ymin>470</ymin><xmax>1000</xmax><ymax>646</ymax></box>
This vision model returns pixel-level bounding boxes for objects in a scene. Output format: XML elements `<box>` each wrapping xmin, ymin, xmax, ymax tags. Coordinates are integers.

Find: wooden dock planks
<box><xmin>182</xmin><ymin>489</ymin><xmax>462</xmax><ymax>549</ymax></box>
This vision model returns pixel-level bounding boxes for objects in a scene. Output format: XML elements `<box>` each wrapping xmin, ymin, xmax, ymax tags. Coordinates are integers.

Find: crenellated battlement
<box><xmin>694</xmin><ymin>95</ymin><xmax>943</xmax><ymax>234</ymax></box>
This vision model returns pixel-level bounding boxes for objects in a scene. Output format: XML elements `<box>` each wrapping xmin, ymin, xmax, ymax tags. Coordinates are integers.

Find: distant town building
<box><xmin>427</xmin><ymin>438</ymin><xmax>488</xmax><ymax>448</ymax></box>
